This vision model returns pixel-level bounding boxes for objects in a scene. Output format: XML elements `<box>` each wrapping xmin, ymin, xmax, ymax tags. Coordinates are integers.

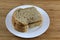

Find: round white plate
<box><xmin>5</xmin><ymin>5</ymin><xmax>50</xmax><ymax>38</ymax></box>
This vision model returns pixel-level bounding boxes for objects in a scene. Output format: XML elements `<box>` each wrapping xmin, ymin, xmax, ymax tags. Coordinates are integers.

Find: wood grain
<box><xmin>0</xmin><ymin>0</ymin><xmax>60</xmax><ymax>40</ymax></box>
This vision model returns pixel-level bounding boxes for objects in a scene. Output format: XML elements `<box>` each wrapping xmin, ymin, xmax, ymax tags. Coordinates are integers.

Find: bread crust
<box><xmin>12</xmin><ymin>16</ymin><xmax>28</xmax><ymax>32</ymax></box>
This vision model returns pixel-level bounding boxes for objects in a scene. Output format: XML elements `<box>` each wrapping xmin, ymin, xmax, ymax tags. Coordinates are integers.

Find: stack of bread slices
<box><xmin>12</xmin><ymin>7</ymin><xmax>42</xmax><ymax>32</ymax></box>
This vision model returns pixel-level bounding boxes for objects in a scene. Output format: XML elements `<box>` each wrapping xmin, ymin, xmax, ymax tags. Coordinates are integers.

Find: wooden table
<box><xmin>0</xmin><ymin>0</ymin><xmax>60</xmax><ymax>40</ymax></box>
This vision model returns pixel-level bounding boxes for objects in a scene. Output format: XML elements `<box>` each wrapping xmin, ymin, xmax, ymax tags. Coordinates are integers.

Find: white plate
<box><xmin>5</xmin><ymin>5</ymin><xmax>50</xmax><ymax>38</ymax></box>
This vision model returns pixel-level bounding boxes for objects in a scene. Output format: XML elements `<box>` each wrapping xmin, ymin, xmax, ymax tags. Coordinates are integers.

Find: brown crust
<box><xmin>12</xmin><ymin>16</ymin><xmax>28</xmax><ymax>32</ymax></box>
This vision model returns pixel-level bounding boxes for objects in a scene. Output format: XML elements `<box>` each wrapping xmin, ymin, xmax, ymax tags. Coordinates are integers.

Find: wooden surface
<box><xmin>0</xmin><ymin>0</ymin><xmax>60</xmax><ymax>40</ymax></box>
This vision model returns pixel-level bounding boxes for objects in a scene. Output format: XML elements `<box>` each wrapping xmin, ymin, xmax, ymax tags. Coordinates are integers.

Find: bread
<box><xmin>12</xmin><ymin>16</ymin><xmax>28</xmax><ymax>32</ymax></box>
<box><xmin>29</xmin><ymin>21</ymin><xmax>42</xmax><ymax>28</ymax></box>
<box><xmin>12</xmin><ymin>7</ymin><xmax>42</xmax><ymax>32</ymax></box>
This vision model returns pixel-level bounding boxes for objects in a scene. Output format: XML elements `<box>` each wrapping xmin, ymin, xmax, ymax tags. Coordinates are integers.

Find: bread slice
<box><xmin>12</xmin><ymin>16</ymin><xmax>28</xmax><ymax>32</ymax></box>
<box><xmin>29</xmin><ymin>21</ymin><xmax>42</xmax><ymax>28</ymax></box>
<box><xmin>13</xmin><ymin>7</ymin><xmax>42</xmax><ymax>25</ymax></box>
<box><xmin>12</xmin><ymin>7</ymin><xmax>42</xmax><ymax>32</ymax></box>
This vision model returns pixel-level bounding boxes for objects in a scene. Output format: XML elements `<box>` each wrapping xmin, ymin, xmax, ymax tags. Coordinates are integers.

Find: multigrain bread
<box><xmin>29</xmin><ymin>21</ymin><xmax>41</xmax><ymax>28</ymax></box>
<box><xmin>12</xmin><ymin>7</ymin><xmax>42</xmax><ymax>32</ymax></box>
<box><xmin>12</xmin><ymin>16</ymin><xmax>28</xmax><ymax>32</ymax></box>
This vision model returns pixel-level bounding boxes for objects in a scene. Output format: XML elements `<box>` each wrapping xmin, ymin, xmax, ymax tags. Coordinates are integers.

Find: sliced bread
<box><xmin>12</xmin><ymin>7</ymin><xmax>42</xmax><ymax>32</ymax></box>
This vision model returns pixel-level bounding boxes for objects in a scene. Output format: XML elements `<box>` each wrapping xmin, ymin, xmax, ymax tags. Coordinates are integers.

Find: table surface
<box><xmin>0</xmin><ymin>0</ymin><xmax>60</xmax><ymax>40</ymax></box>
